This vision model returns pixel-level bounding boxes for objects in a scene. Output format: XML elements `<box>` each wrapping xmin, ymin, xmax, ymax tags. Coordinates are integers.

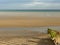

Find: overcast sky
<box><xmin>0</xmin><ymin>0</ymin><xmax>60</xmax><ymax>9</ymax></box>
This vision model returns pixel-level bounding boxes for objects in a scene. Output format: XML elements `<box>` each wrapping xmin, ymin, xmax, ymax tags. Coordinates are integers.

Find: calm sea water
<box><xmin>0</xmin><ymin>10</ymin><xmax>60</xmax><ymax>12</ymax></box>
<box><xmin>0</xmin><ymin>26</ymin><xmax>60</xmax><ymax>33</ymax></box>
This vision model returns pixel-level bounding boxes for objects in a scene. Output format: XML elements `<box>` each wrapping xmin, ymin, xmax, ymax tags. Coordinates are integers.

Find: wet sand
<box><xmin>0</xmin><ymin>29</ymin><xmax>55</xmax><ymax>45</ymax></box>
<box><xmin>0</xmin><ymin>12</ymin><xmax>60</xmax><ymax>27</ymax></box>
<box><xmin>0</xmin><ymin>33</ymin><xmax>55</xmax><ymax>45</ymax></box>
<box><xmin>0</xmin><ymin>17</ymin><xmax>60</xmax><ymax>27</ymax></box>
<box><xmin>0</xmin><ymin>12</ymin><xmax>59</xmax><ymax>45</ymax></box>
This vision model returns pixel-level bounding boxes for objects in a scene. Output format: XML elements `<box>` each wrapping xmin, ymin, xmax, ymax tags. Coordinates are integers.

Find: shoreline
<box><xmin>0</xmin><ymin>12</ymin><xmax>59</xmax><ymax>27</ymax></box>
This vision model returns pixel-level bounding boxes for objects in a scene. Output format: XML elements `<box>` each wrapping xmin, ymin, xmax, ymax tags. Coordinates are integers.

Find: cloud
<box><xmin>0</xmin><ymin>0</ymin><xmax>60</xmax><ymax>9</ymax></box>
<box><xmin>23</xmin><ymin>0</ymin><xmax>60</xmax><ymax>9</ymax></box>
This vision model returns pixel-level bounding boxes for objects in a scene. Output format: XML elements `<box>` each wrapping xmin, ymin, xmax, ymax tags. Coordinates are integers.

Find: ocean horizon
<box><xmin>0</xmin><ymin>10</ymin><xmax>60</xmax><ymax>12</ymax></box>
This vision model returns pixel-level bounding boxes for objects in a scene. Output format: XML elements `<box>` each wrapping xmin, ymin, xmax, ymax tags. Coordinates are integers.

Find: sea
<box><xmin>0</xmin><ymin>10</ymin><xmax>60</xmax><ymax>12</ymax></box>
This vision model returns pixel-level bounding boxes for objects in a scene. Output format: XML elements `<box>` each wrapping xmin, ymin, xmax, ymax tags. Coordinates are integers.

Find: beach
<box><xmin>0</xmin><ymin>17</ymin><xmax>60</xmax><ymax>27</ymax></box>
<box><xmin>0</xmin><ymin>30</ymin><xmax>55</xmax><ymax>45</ymax></box>
<box><xmin>0</xmin><ymin>11</ymin><xmax>60</xmax><ymax>45</ymax></box>
<box><xmin>0</xmin><ymin>12</ymin><xmax>60</xmax><ymax>27</ymax></box>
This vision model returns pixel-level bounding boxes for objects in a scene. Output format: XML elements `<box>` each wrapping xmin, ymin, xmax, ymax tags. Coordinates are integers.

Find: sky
<box><xmin>0</xmin><ymin>0</ymin><xmax>60</xmax><ymax>10</ymax></box>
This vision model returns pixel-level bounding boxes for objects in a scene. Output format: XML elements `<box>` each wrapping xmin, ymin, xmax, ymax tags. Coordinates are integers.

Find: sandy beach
<box><xmin>0</xmin><ymin>31</ymin><xmax>55</xmax><ymax>45</ymax></box>
<box><xmin>0</xmin><ymin>12</ymin><xmax>59</xmax><ymax>45</ymax></box>
<box><xmin>0</xmin><ymin>12</ymin><xmax>60</xmax><ymax>27</ymax></box>
<box><xmin>0</xmin><ymin>17</ymin><xmax>60</xmax><ymax>27</ymax></box>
